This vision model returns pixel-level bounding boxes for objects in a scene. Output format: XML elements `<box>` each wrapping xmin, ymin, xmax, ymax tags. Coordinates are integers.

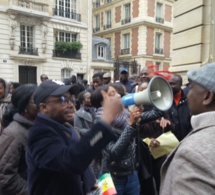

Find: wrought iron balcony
<box><xmin>53</xmin><ymin>8</ymin><xmax>81</xmax><ymax>22</ymax></box>
<box><xmin>105</xmin><ymin>0</ymin><xmax>111</xmax><ymax>4</ymax></box>
<box><xmin>53</xmin><ymin>50</ymin><xmax>81</xmax><ymax>59</ymax></box>
<box><xmin>121</xmin><ymin>17</ymin><xmax>131</xmax><ymax>25</ymax></box>
<box><xmin>103</xmin><ymin>24</ymin><xmax>111</xmax><ymax>30</ymax></box>
<box><xmin>93</xmin><ymin>27</ymin><xmax>100</xmax><ymax>33</ymax></box>
<box><xmin>121</xmin><ymin>48</ymin><xmax>130</xmax><ymax>55</ymax></box>
<box><xmin>8</xmin><ymin>0</ymin><xmax>49</xmax><ymax>13</ymax></box>
<box><xmin>156</xmin><ymin>17</ymin><xmax>164</xmax><ymax>23</ymax></box>
<box><xmin>155</xmin><ymin>48</ymin><xmax>163</xmax><ymax>54</ymax></box>
<box><xmin>19</xmin><ymin>46</ymin><xmax>38</xmax><ymax>55</ymax></box>
<box><xmin>93</xmin><ymin>2</ymin><xmax>100</xmax><ymax>8</ymax></box>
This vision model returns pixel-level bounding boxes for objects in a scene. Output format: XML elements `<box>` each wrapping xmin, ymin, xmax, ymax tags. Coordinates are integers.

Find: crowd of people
<box><xmin>0</xmin><ymin>62</ymin><xmax>215</xmax><ymax>195</ymax></box>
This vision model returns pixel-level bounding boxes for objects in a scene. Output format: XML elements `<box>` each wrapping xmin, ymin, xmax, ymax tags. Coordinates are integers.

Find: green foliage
<box><xmin>54</xmin><ymin>41</ymin><xmax>83</xmax><ymax>53</ymax></box>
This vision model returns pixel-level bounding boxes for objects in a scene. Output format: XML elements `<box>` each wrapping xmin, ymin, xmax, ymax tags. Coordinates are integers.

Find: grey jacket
<box><xmin>0</xmin><ymin>113</ymin><xmax>33</xmax><ymax>195</ymax></box>
<box><xmin>74</xmin><ymin>106</ymin><xmax>94</xmax><ymax>135</ymax></box>
<box><xmin>160</xmin><ymin>112</ymin><xmax>215</xmax><ymax>195</ymax></box>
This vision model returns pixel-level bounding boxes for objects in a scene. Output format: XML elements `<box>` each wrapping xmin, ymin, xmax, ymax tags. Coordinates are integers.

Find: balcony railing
<box><xmin>156</xmin><ymin>17</ymin><xmax>164</xmax><ymax>23</ymax></box>
<box><xmin>53</xmin><ymin>50</ymin><xmax>81</xmax><ymax>59</ymax></box>
<box><xmin>121</xmin><ymin>48</ymin><xmax>130</xmax><ymax>55</ymax></box>
<box><xmin>53</xmin><ymin>8</ymin><xmax>81</xmax><ymax>21</ymax></box>
<box><xmin>105</xmin><ymin>0</ymin><xmax>111</xmax><ymax>4</ymax></box>
<box><xmin>9</xmin><ymin>0</ymin><xmax>49</xmax><ymax>13</ymax></box>
<box><xmin>93</xmin><ymin>2</ymin><xmax>100</xmax><ymax>8</ymax></box>
<box><xmin>19</xmin><ymin>46</ymin><xmax>38</xmax><ymax>55</ymax></box>
<box><xmin>103</xmin><ymin>24</ymin><xmax>111</xmax><ymax>30</ymax></box>
<box><xmin>155</xmin><ymin>48</ymin><xmax>163</xmax><ymax>54</ymax></box>
<box><xmin>121</xmin><ymin>17</ymin><xmax>131</xmax><ymax>25</ymax></box>
<box><xmin>93</xmin><ymin>27</ymin><xmax>100</xmax><ymax>33</ymax></box>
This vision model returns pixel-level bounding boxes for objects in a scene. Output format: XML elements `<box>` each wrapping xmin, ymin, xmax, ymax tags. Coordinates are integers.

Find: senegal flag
<box><xmin>98</xmin><ymin>173</ymin><xmax>117</xmax><ymax>195</ymax></box>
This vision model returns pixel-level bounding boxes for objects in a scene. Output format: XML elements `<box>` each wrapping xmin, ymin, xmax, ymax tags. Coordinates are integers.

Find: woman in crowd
<box><xmin>91</xmin><ymin>84</ymin><xmax>141</xmax><ymax>195</ymax></box>
<box><xmin>0</xmin><ymin>84</ymin><xmax>37</xmax><ymax>195</ymax></box>
<box><xmin>91</xmin><ymin>83</ymin><xmax>166</xmax><ymax>195</ymax></box>
<box><xmin>9</xmin><ymin>82</ymin><xmax>21</xmax><ymax>95</ymax></box>
<box><xmin>74</xmin><ymin>91</ymin><xmax>95</xmax><ymax>134</ymax></box>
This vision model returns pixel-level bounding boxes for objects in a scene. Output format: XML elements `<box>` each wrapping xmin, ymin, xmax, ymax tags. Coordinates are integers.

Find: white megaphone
<box><xmin>122</xmin><ymin>76</ymin><xmax>173</xmax><ymax>111</ymax></box>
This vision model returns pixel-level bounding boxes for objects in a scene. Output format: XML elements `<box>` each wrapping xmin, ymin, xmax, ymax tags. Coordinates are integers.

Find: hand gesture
<box><xmin>156</xmin><ymin>117</ymin><xmax>171</xmax><ymax>129</ymax></box>
<box><xmin>101</xmin><ymin>90</ymin><xmax>124</xmax><ymax>124</ymax></box>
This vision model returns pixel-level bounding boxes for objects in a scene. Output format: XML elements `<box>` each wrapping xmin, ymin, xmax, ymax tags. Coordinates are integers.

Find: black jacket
<box><xmin>168</xmin><ymin>90</ymin><xmax>191</xmax><ymax>141</ymax></box>
<box><xmin>27</xmin><ymin>114</ymin><xmax>115</xmax><ymax>195</ymax></box>
<box><xmin>101</xmin><ymin>108</ymin><xmax>164</xmax><ymax>176</ymax></box>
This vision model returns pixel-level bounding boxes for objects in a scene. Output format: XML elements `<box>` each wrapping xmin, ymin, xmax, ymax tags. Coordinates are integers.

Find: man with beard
<box><xmin>26</xmin><ymin>79</ymin><xmax>123</xmax><ymax>195</ymax></box>
<box><xmin>119</xmin><ymin>68</ymin><xmax>134</xmax><ymax>93</ymax></box>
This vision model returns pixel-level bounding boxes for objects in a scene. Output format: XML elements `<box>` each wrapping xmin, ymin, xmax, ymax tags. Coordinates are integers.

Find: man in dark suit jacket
<box><xmin>26</xmin><ymin>79</ymin><xmax>123</xmax><ymax>195</ymax></box>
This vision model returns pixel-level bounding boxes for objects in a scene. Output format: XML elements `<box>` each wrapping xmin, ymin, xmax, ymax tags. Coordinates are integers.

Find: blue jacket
<box><xmin>27</xmin><ymin>114</ymin><xmax>115</xmax><ymax>195</ymax></box>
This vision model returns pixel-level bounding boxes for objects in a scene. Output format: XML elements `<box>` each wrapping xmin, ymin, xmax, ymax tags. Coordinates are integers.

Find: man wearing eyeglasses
<box><xmin>26</xmin><ymin>79</ymin><xmax>124</xmax><ymax>195</ymax></box>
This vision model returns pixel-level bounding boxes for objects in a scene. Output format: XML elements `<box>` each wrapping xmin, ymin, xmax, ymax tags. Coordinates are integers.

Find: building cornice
<box><xmin>93</xmin><ymin>20</ymin><xmax>173</xmax><ymax>36</ymax></box>
<box><xmin>10</xmin><ymin>54</ymin><xmax>47</xmax><ymax>62</ymax></box>
<box><xmin>92</xmin><ymin>0</ymin><xmax>123</xmax><ymax>11</ymax></box>
<box><xmin>50</xmin><ymin>18</ymin><xmax>88</xmax><ymax>29</ymax></box>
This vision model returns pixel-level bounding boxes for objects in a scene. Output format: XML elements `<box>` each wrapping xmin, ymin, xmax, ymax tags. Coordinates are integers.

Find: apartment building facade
<box><xmin>0</xmin><ymin>0</ymin><xmax>92</xmax><ymax>84</ymax></box>
<box><xmin>92</xmin><ymin>0</ymin><xmax>174</xmax><ymax>80</ymax></box>
<box><xmin>172</xmin><ymin>0</ymin><xmax>215</xmax><ymax>83</ymax></box>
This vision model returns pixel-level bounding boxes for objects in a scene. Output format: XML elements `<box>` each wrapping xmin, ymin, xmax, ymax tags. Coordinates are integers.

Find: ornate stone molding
<box><xmin>41</xmin><ymin>22</ymin><xmax>49</xmax><ymax>53</ymax></box>
<box><xmin>8</xmin><ymin>14</ymin><xmax>17</xmax><ymax>50</ymax></box>
<box><xmin>52</xmin><ymin>23</ymin><xmax>81</xmax><ymax>33</ymax></box>
<box><xmin>17</xmin><ymin>15</ymin><xmax>41</xmax><ymax>25</ymax></box>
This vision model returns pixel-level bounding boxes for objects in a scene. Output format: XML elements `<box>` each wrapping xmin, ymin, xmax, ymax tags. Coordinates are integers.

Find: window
<box><xmin>20</xmin><ymin>25</ymin><xmax>38</xmax><ymax>55</ymax></box>
<box><xmin>106</xmin><ymin>10</ymin><xmax>111</xmax><ymax>25</ymax></box>
<box><xmin>155</xmin><ymin>33</ymin><xmax>163</xmax><ymax>54</ymax></box>
<box><xmin>104</xmin><ymin>10</ymin><xmax>111</xmax><ymax>29</ymax></box>
<box><xmin>95</xmin><ymin>14</ymin><xmax>100</xmax><ymax>28</ymax></box>
<box><xmin>121</xmin><ymin>33</ymin><xmax>130</xmax><ymax>55</ymax></box>
<box><xmin>61</xmin><ymin>68</ymin><xmax>71</xmax><ymax>80</ymax></box>
<box><xmin>97</xmin><ymin>45</ymin><xmax>106</xmax><ymax>59</ymax></box>
<box><xmin>123</xmin><ymin>33</ymin><xmax>130</xmax><ymax>49</ymax></box>
<box><xmin>93</xmin><ymin>0</ymin><xmax>100</xmax><ymax>8</ymax></box>
<box><xmin>56</xmin><ymin>31</ymin><xmax>78</xmax><ymax>42</ymax></box>
<box><xmin>124</xmin><ymin>3</ymin><xmax>131</xmax><ymax>19</ymax></box>
<box><xmin>155</xmin><ymin>62</ymin><xmax>161</xmax><ymax>70</ymax></box>
<box><xmin>54</xmin><ymin>0</ymin><xmax>81</xmax><ymax>21</ymax></box>
<box><xmin>106</xmin><ymin>37</ymin><xmax>111</xmax><ymax>56</ymax></box>
<box><xmin>156</xmin><ymin>3</ymin><xmax>164</xmax><ymax>23</ymax></box>
<box><xmin>94</xmin><ymin>14</ymin><xmax>100</xmax><ymax>32</ymax></box>
<box><xmin>122</xmin><ymin>3</ymin><xmax>131</xmax><ymax>24</ymax></box>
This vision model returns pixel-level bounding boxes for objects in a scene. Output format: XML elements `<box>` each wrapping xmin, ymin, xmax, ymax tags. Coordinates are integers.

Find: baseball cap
<box><xmin>34</xmin><ymin>79</ymin><xmax>76</xmax><ymax>106</ymax></box>
<box><xmin>187</xmin><ymin>62</ymin><xmax>215</xmax><ymax>93</ymax></box>
<box><xmin>120</xmin><ymin>68</ymin><xmax>128</xmax><ymax>74</ymax></box>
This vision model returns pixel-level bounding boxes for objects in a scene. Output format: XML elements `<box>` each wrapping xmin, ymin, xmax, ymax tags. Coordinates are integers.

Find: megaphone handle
<box><xmin>128</xmin><ymin>104</ymin><xmax>136</xmax><ymax>111</ymax></box>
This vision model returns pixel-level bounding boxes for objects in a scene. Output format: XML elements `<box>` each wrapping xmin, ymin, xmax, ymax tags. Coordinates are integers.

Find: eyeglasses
<box><xmin>44</xmin><ymin>96</ymin><xmax>74</xmax><ymax>106</ymax></box>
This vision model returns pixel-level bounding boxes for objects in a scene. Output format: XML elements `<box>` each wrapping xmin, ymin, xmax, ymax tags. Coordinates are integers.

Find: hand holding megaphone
<box><xmin>122</xmin><ymin>76</ymin><xmax>173</xmax><ymax>111</ymax></box>
<box><xmin>128</xmin><ymin>106</ymin><xmax>141</xmax><ymax>127</ymax></box>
